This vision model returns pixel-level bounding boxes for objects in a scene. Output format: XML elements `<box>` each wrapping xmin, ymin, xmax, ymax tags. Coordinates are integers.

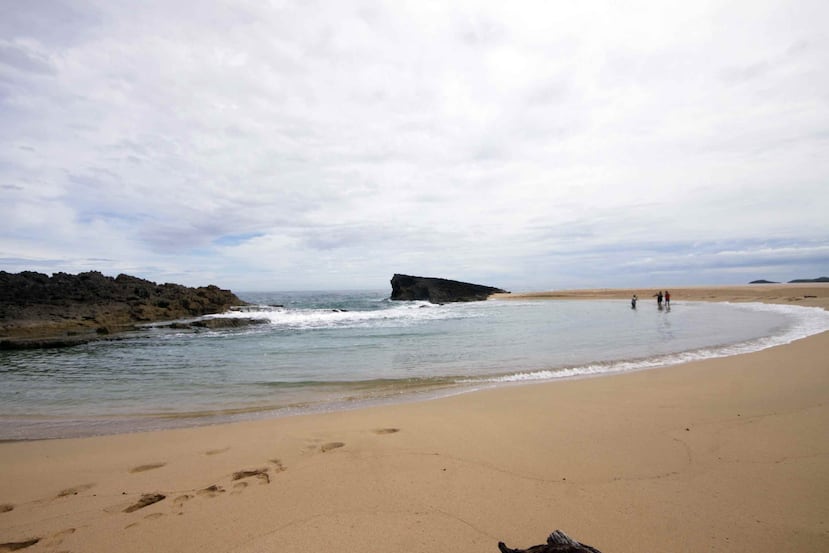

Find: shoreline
<box><xmin>1</xmin><ymin>284</ymin><xmax>828</xmax><ymax>552</ymax></box>
<box><xmin>4</xmin><ymin>291</ymin><xmax>827</xmax><ymax>442</ymax></box>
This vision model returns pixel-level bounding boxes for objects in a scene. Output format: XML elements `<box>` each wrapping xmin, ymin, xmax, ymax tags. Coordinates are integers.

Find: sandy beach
<box><xmin>1</xmin><ymin>284</ymin><xmax>827</xmax><ymax>553</ymax></box>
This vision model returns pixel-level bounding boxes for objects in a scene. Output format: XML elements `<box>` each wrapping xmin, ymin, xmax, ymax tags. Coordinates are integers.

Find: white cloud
<box><xmin>1</xmin><ymin>0</ymin><xmax>827</xmax><ymax>290</ymax></box>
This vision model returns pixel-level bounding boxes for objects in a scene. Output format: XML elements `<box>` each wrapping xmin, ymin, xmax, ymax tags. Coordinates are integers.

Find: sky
<box><xmin>1</xmin><ymin>0</ymin><xmax>827</xmax><ymax>292</ymax></box>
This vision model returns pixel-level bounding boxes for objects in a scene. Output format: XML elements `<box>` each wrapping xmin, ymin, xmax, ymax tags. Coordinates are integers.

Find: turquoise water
<box><xmin>1</xmin><ymin>292</ymin><xmax>828</xmax><ymax>440</ymax></box>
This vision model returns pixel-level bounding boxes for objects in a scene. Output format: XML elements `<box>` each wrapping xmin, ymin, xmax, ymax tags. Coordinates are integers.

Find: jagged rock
<box><xmin>498</xmin><ymin>530</ymin><xmax>603</xmax><ymax>553</ymax></box>
<box><xmin>0</xmin><ymin>271</ymin><xmax>246</xmax><ymax>349</ymax></box>
<box><xmin>389</xmin><ymin>274</ymin><xmax>508</xmax><ymax>303</ymax></box>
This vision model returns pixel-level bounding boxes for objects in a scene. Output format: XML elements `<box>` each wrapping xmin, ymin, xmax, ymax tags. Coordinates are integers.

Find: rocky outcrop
<box><xmin>162</xmin><ymin>317</ymin><xmax>268</xmax><ymax>330</ymax></box>
<box><xmin>0</xmin><ymin>271</ymin><xmax>246</xmax><ymax>349</ymax></box>
<box><xmin>498</xmin><ymin>530</ymin><xmax>603</xmax><ymax>553</ymax></box>
<box><xmin>389</xmin><ymin>273</ymin><xmax>508</xmax><ymax>303</ymax></box>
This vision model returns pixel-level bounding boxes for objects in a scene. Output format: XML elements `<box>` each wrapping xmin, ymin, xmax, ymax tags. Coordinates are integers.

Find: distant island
<box><xmin>750</xmin><ymin>277</ymin><xmax>829</xmax><ymax>284</ymax></box>
<box><xmin>0</xmin><ymin>271</ymin><xmax>246</xmax><ymax>349</ymax></box>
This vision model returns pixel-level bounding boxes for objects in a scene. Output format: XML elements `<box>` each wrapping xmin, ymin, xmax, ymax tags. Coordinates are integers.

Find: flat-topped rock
<box><xmin>390</xmin><ymin>273</ymin><xmax>508</xmax><ymax>303</ymax></box>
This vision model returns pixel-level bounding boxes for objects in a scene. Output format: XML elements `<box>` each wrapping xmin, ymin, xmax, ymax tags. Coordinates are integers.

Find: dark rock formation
<box><xmin>498</xmin><ymin>530</ymin><xmax>603</xmax><ymax>553</ymax></box>
<box><xmin>162</xmin><ymin>317</ymin><xmax>268</xmax><ymax>330</ymax></box>
<box><xmin>389</xmin><ymin>273</ymin><xmax>508</xmax><ymax>303</ymax></box>
<box><xmin>788</xmin><ymin>276</ymin><xmax>829</xmax><ymax>283</ymax></box>
<box><xmin>750</xmin><ymin>277</ymin><xmax>829</xmax><ymax>284</ymax></box>
<box><xmin>0</xmin><ymin>271</ymin><xmax>246</xmax><ymax>349</ymax></box>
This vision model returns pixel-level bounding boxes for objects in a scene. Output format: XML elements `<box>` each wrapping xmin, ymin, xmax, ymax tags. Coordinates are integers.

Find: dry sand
<box><xmin>1</xmin><ymin>284</ymin><xmax>828</xmax><ymax>553</ymax></box>
<box><xmin>493</xmin><ymin>282</ymin><xmax>829</xmax><ymax>309</ymax></box>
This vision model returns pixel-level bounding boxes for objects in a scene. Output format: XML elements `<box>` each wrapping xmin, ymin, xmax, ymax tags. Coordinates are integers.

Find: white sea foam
<box><xmin>206</xmin><ymin>300</ymin><xmax>474</xmax><ymax>330</ymax></box>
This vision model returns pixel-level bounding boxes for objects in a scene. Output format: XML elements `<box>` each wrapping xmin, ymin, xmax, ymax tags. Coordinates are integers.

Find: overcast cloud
<box><xmin>1</xmin><ymin>0</ymin><xmax>827</xmax><ymax>291</ymax></box>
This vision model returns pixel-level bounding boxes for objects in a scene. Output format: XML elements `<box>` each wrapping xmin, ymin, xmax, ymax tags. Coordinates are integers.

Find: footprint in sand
<box><xmin>173</xmin><ymin>494</ymin><xmax>192</xmax><ymax>507</ymax></box>
<box><xmin>231</xmin><ymin>481</ymin><xmax>248</xmax><ymax>495</ymax></box>
<box><xmin>39</xmin><ymin>528</ymin><xmax>75</xmax><ymax>549</ymax></box>
<box><xmin>205</xmin><ymin>447</ymin><xmax>230</xmax><ymax>456</ymax></box>
<box><xmin>123</xmin><ymin>493</ymin><xmax>166</xmax><ymax>513</ymax></box>
<box><xmin>0</xmin><ymin>504</ymin><xmax>13</xmax><ymax>513</ymax></box>
<box><xmin>197</xmin><ymin>485</ymin><xmax>225</xmax><ymax>498</ymax></box>
<box><xmin>232</xmin><ymin>468</ymin><xmax>270</xmax><ymax>485</ymax></box>
<box><xmin>171</xmin><ymin>494</ymin><xmax>191</xmax><ymax>515</ymax></box>
<box><xmin>129</xmin><ymin>462</ymin><xmax>166</xmax><ymax>473</ymax></box>
<box><xmin>269</xmin><ymin>459</ymin><xmax>287</xmax><ymax>473</ymax></box>
<box><xmin>144</xmin><ymin>512</ymin><xmax>164</xmax><ymax>520</ymax></box>
<box><xmin>320</xmin><ymin>442</ymin><xmax>345</xmax><ymax>453</ymax></box>
<box><xmin>373</xmin><ymin>428</ymin><xmax>400</xmax><ymax>435</ymax></box>
<box><xmin>302</xmin><ymin>438</ymin><xmax>322</xmax><ymax>454</ymax></box>
<box><xmin>0</xmin><ymin>537</ymin><xmax>40</xmax><ymax>551</ymax></box>
<box><xmin>56</xmin><ymin>483</ymin><xmax>95</xmax><ymax>498</ymax></box>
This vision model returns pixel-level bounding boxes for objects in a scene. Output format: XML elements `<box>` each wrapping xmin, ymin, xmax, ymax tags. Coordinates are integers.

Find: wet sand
<box><xmin>1</xmin><ymin>284</ymin><xmax>827</xmax><ymax>553</ymax></box>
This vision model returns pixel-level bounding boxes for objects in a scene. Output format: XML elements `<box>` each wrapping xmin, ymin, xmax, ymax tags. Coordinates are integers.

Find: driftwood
<box><xmin>498</xmin><ymin>530</ymin><xmax>603</xmax><ymax>553</ymax></box>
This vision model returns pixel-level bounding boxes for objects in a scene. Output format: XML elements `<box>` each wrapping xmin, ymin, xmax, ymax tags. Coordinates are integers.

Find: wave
<box><xmin>204</xmin><ymin>300</ymin><xmax>480</xmax><ymax>330</ymax></box>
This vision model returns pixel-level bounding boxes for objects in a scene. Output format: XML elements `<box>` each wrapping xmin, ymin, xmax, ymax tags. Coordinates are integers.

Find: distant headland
<box><xmin>750</xmin><ymin>276</ymin><xmax>829</xmax><ymax>284</ymax></box>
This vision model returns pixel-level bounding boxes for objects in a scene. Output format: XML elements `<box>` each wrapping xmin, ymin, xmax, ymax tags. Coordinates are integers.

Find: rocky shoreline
<box><xmin>1</xmin><ymin>271</ymin><xmax>512</xmax><ymax>349</ymax></box>
<box><xmin>0</xmin><ymin>271</ymin><xmax>247</xmax><ymax>349</ymax></box>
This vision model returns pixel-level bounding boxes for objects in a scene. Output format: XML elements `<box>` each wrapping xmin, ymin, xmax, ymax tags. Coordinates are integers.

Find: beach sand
<box><xmin>1</xmin><ymin>285</ymin><xmax>827</xmax><ymax>553</ymax></box>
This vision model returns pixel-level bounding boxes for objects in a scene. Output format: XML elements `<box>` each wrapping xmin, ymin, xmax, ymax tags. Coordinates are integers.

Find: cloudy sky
<box><xmin>1</xmin><ymin>0</ymin><xmax>827</xmax><ymax>292</ymax></box>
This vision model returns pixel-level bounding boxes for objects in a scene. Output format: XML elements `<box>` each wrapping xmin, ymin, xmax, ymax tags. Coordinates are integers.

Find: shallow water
<box><xmin>1</xmin><ymin>291</ymin><xmax>827</xmax><ymax>440</ymax></box>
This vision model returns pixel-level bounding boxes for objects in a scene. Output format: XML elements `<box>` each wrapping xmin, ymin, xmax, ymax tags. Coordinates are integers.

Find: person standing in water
<box><xmin>665</xmin><ymin>290</ymin><xmax>671</xmax><ymax>306</ymax></box>
<box><xmin>631</xmin><ymin>294</ymin><xmax>637</xmax><ymax>309</ymax></box>
<box><xmin>655</xmin><ymin>291</ymin><xmax>663</xmax><ymax>308</ymax></box>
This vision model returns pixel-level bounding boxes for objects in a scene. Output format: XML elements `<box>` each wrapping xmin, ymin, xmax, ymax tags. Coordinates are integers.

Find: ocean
<box><xmin>2</xmin><ymin>292</ymin><xmax>828</xmax><ymax>440</ymax></box>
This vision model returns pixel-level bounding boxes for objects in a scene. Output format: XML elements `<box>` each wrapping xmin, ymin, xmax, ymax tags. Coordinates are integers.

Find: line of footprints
<box><xmin>0</xmin><ymin>428</ymin><xmax>399</xmax><ymax>551</ymax></box>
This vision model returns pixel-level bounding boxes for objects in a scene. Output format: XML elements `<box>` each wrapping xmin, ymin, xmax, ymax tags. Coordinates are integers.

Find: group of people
<box><xmin>630</xmin><ymin>290</ymin><xmax>670</xmax><ymax>309</ymax></box>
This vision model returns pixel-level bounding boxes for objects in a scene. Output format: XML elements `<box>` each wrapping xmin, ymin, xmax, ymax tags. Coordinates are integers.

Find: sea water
<box><xmin>1</xmin><ymin>292</ymin><xmax>828</xmax><ymax>440</ymax></box>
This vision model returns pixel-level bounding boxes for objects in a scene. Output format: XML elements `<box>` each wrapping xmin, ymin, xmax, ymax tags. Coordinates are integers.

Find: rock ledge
<box><xmin>390</xmin><ymin>273</ymin><xmax>508</xmax><ymax>303</ymax></box>
<box><xmin>0</xmin><ymin>271</ymin><xmax>246</xmax><ymax>349</ymax></box>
